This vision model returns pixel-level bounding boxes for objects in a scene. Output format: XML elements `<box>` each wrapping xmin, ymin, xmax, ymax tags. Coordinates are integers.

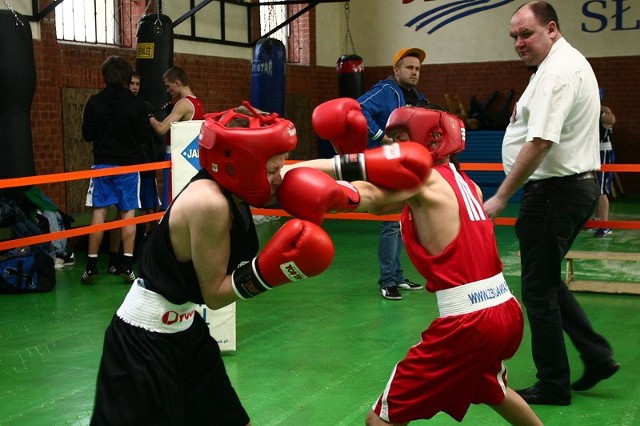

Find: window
<box><xmin>55</xmin><ymin>0</ymin><xmax>146</xmax><ymax>47</ymax></box>
<box><xmin>259</xmin><ymin>0</ymin><xmax>289</xmax><ymax>49</ymax></box>
<box><xmin>259</xmin><ymin>0</ymin><xmax>310</xmax><ymax>65</ymax></box>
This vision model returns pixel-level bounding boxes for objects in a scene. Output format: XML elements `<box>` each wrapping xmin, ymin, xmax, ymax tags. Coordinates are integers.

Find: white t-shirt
<box><xmin>502</xmin><ymin>38</ymin><xmax>601</xmax><ymax>181</ymax></box>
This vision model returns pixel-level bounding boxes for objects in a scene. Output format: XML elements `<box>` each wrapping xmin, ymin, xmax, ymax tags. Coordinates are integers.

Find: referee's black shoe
<box><xmin>516</xmin><ymin>383</ymin><xmax>571</xmax><ymax>406</ymax></box>
<box><xmin>572</xmin><ymin>359</ymin><xmax>620</xmax><ymax>391</ymax></box>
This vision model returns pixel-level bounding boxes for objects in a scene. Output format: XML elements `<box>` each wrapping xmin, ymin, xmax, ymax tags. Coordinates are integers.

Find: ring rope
<box><xmin>1</xmin><ymin>161</ymin><xmax>638</xmax><ymax>252</ymax></box>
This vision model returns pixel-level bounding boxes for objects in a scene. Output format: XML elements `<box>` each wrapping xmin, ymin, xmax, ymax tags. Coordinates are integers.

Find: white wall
<box><xmin>164</xmin><ymin>0</ymin><xmax>252</xmax><ymax>61</ymax></box>
<box><xmin>316</xmin><ymin>0</ymin><xmax>640</xmax><ymax>67</ymax></box>
<box><xmin>315</xmin><ymin>2</ymin><xmax>346</xmax><ymax>68</ymax></box>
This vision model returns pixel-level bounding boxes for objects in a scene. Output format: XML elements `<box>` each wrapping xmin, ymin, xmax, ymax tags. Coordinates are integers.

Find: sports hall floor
<box><xmin>1</xmin><ymin>198</ymin><xmax>639</xmax><ymax>425</ymax></box>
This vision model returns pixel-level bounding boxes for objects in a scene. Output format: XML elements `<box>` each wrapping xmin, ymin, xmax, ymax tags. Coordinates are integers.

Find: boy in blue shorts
<box><xmin>81</xmin><ymin>56</ymin><xmax>154</xmax><ymax>284</ymax></box>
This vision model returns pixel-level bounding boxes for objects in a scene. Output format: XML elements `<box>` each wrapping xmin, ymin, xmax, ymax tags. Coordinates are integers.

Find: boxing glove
<box><xmin>276</xmin><ymin>167</ymin><xmax>360</xmax><ymax>224</ymax></box>
<box><xmin>231</xmin><ymin>219</ymin><xmax>335</xmax><ymax>299</ymax></box>
<box><xmin>312</xmin><ymin>98</ymin><xmax>368</xmax><ymax>154</ymax></box>
<box><xmin>334</xmin><ymin>142</ymin><xmax>433</xmax><ymax>191</ymax></box>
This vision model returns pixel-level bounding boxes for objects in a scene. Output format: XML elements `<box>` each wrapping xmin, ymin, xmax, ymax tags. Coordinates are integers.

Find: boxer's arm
<box><xmin>277</xmin><ymin>167</ymin><xmax>420</xmax><ymax>223</ymax></box>
<box><xmin>282</xmin><ymin>159</ymin><xmax>336</xmax><ymax>178</ymax></box>
<box><xmin>350</xmin><ymin>180</ymin><xmax>415</xmax><ymax>215</ymax></box>
<box><xmin>282</xmin><ymin>142</ymin><xmax>433</xmax><ymax>190</ymax></box>
<box><xmin>277</xmin><ymin>168</ymin><xmax>360</xmax><ymax>224</ymax></box>
<box><xmin>334</xmin><ymin>142</ymin><xmax>433</xmax><ymax>190</ymax></box>
<box><xmin>176</xmin><ymin>180</ymin><xmax>238</xmax><ymax>310</ymax></box>
<box><xmin>150</xmin><ymin>97</ymin><xmax>194</xmax><ymax>135</ymax></box>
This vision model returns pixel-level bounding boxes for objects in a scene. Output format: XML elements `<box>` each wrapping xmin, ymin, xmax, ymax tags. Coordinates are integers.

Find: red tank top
<box><xmin>185</xmin><ymin>95</ymin><xmax>205</xmax><ymax>120</ymax></box>
<box><xmin>400</xmin><ymin>163</ymin><xmax>503</xmax><ymax>292</ymax></box>
<box><xmin>166</xmin><ymin>96</ymin><xmax>205</xmax><ymax>146</ymax></box>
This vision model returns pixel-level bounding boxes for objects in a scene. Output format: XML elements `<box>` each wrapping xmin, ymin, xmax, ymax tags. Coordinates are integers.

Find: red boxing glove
<box><xmin>276</xmin><ymin>167</ymin><xmax>360</xmax><ymax>224</ymax></box>
<box><xmin>334</xmin><ymin>142</ymin><xmax>433</xmax><ymax>191</ymax></box>
<box><xmin>312</xmin><ymin>98</ymin><xmax>368</xmax><ymax>154</ymax></box>
<box><xmin>231</xmin><ymin>219</ymin><xmax>335</xmax><ymax>299</ymax></box>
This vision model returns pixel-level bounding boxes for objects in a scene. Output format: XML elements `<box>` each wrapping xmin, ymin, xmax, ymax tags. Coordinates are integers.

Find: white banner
<box><xmin>171</xmin><ymin>120</ymin><xmax>237</xmax><ymax>352</ymax></box>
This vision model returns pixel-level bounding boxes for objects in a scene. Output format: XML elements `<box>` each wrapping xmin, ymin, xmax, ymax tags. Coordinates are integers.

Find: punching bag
<box><xmin>135</xmin><ymin>13</ymin><xmax>173</xmax><ymax>109</ymax></box>
<box><xmin>250</xmin><ymin>38</ymin><xmax>286</xmax><ymax>116</ymax></box>
<box><xmin>0</xmin><ymin>10</ymin><xmax>36</xmax><ymax>179</ymax></box>
<box><xmin>337</xmin><ymin>54</ymin><xmax>363</xmax><ymax>99</ymax></box>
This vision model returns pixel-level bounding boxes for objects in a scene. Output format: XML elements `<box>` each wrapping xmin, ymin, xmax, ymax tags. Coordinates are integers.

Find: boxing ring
<box><xmin>2</xmin><ymin>122</ymin><xmax>640</xmax><ymax>350</ymax></box>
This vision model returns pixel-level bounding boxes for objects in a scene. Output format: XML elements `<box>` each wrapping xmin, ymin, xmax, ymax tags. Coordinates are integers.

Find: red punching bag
<box><xmin>0</xmin><ymin>10</ymin><xmax>36</xmax><ymax>179</ymax></box>
<box><xmin>336</xmin><ymin>4</ymin><xmax>363</xmax><ymax>99</ymax></box>
<box><xmin>337</xmin><ymin>54</ymin><xmax>363</xmax><ymax>99</ymax></box>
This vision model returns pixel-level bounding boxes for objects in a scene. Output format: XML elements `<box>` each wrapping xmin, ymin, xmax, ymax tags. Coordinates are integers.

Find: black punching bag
<box><xmin>337</xmin><ymin>54</ymin><xmax>363</xmax><ymax>99</ymax></box>
<box><xmin>136</xmin><ymin>14</ymin><xmax>173</xmax><ymax>109</ymax></box>
<box><xmin>0</xmin><ymin>10</ymin><xmax>37</xmax><ymax>179</ymax></box>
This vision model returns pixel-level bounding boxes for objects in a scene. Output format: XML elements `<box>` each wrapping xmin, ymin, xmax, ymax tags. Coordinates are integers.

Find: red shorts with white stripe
<box><xmin>371</xmin><ymin>297</ymin><xmax>523</xmax><ymax>423</ymax></box>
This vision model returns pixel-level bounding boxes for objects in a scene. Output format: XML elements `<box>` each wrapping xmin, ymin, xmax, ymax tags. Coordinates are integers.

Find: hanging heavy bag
<box><xmin>336</xmin><ymin>3</ymin><xmax>363</xmax><ymax>99</ymax></box>
<box><xmin>0</xmin><ymin>10</ymin><xmax>37</xmax><ymax>179</ymax></box>
<box><xmin>136</xmin><ymin>13</ymin><xmax>173</xmax><ymax>111</ymax></box>
<box><xmin>250</xmin><ymin>38</ymin><xmax>286</xmax><ymax>116</ymax></box>
<box><xmin>337</xmin><ymin>54</ymin><xmax>363</xmax><ymax>99</ymax></box>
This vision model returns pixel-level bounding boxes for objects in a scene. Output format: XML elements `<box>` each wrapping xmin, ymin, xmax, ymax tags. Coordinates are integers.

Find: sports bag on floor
<box><xmin>0</xmin><ymin>247</ymin><xmax>56</xmax><ymax>293</ymax></box>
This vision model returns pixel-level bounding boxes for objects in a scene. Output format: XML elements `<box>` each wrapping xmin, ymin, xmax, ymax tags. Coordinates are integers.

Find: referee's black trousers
<box><xmin>515</xmin><ymin>174</ymin><xmax>614</xmax><ymax>396</ymax></box>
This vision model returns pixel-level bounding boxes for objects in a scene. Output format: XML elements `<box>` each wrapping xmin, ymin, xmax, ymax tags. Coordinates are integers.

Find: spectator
<box><xmin>356</xmin><ymin>47</ymin><xmax>427</xmax><ymax>300</ymax></box>
<box><xmin>81</xmin><ymin>55</ymin><xmax>153</xmax><ymax>284</ymax></box>
<box><xmin>594</xmin><ymin>97</ymin><xmax>616</xmax><ymax>238</ymax></box>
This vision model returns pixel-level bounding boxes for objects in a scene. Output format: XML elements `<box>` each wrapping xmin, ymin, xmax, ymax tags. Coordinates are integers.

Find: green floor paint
<box><xmin>1</xmin><ymin>198</ymin><xmax>639</xmax><ymax>425</ymax></box>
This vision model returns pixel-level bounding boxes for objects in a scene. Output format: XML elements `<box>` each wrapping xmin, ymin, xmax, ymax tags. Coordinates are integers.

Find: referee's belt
<box><xmin>524</xmin><ymin>171</ymin><xmax>596</xmax><ymax>190</ymax></box>
<box><xmin>436</xmin><ymin>272</ymin><xmax>514</xmax><ymax>317</ymax></box>
<box><xmin>117</xmin><ymin>279</ymin><xmax>197</xmax><ymax>333</ymax></box>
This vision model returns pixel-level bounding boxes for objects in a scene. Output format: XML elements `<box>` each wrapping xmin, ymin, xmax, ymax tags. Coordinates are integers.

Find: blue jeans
<box><xmin>40</xmin><ymin>210</ymin><xmax>67</xmax><ymax>256</ymax></box>
<box><xmin>378</xmin><ymin>221</ymin><xmax>404</xmax><ymax>288</ymax></box>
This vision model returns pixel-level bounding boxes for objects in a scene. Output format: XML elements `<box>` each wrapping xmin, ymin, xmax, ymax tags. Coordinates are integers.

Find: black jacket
<box><xmin>82</xmin><ymin>85</ymin><xmax>154</xmax><ymax>165</ymax></box>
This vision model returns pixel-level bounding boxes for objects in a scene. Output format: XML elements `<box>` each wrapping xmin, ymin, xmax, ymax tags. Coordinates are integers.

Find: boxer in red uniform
<box><xmin>279</xmin><ymin>100</ymin><xmax>543</xmax><ymax>425</ymax></box>
<box><xmin>91</xmin><ymin>103</ymin><xmax>334</xmax><ymax>426</ymax></box>
<box><xmin>149</xmin><ymin>66</ymin><xmax>205</xmax><ymax>209</ymax></box>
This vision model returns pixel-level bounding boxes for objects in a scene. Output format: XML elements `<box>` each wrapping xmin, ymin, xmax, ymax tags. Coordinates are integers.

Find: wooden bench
<box><xmin>515</xmin><ymin>250</ymin><xmax>640</xmax><ymax>295</ymax></box>
<box><xmin>564</xmin><ymin>250</ymin><xmax>640</xmax><ymax>295</ymax></box>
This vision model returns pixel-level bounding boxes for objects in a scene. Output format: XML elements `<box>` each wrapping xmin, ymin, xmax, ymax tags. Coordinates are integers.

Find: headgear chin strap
<box><xmin>199</xmin><ymin>101</ymin><xmax>297</xmax><ymax>207</ymax></box>
<box><xmin>385</xmin><ymin>107</ymin><xmax>466</xmax><ymax>163</ymax></box>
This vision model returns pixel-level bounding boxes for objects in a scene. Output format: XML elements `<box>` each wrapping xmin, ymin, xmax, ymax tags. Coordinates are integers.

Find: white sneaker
<box><xmin>380</xmin><ymin>286</ymin><xmax>402</xmax><ymax>300</ymax></box>
<box><xmin>54</xmin><ymin>258</ymin><xmax>65</xmax><ymax>270</ymax></box>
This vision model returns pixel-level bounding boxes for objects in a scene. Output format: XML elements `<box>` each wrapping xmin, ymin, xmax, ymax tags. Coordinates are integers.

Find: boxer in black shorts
<box><xmin>90</xmin><ymin>104</ymin><xmax>335</xmax><ymax>425</ymax></box>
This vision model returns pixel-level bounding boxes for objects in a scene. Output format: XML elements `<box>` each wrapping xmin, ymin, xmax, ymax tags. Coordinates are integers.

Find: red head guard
<box><xmin>385</xmin><ymin>107</ymin><xmax>466</xmax><ymax>163</ymax></box>
<box><xmin>199</xmin><ymin>102</ymin><xmax>297</xmax><ymax>206</ymax></box>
